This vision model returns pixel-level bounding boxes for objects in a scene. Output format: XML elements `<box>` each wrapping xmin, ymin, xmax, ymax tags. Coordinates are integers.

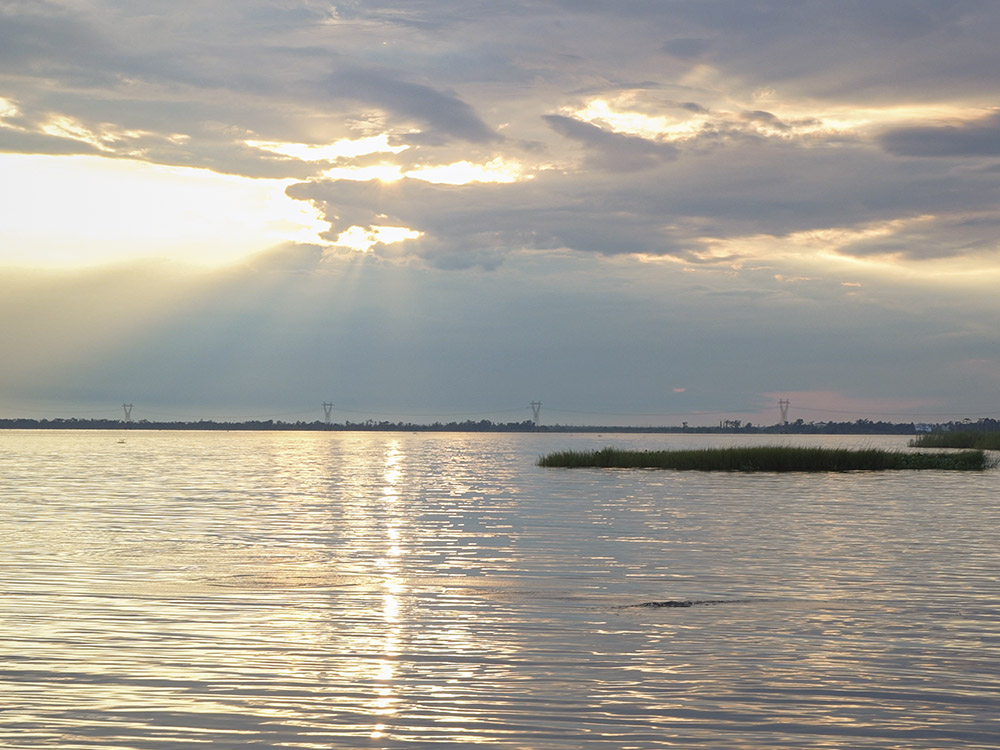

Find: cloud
<box><xmin>0</xmin><ymin>127</ymin><xmax>101</xmax><ymax>156</ymax></box>
<box><xmin>0</xmin><ymin>2</ymin><xmax>110</xmax><ymax>79</ymax></box>
<box><xmin>324</xmin><ymin>67</ymin><xmax>500</xmax><ymax>144</ymax></box>
<box><xmin>834</xmin><ymin>212</ymin><xmax>1000</xmax><ymax>260</ymax></box>
<box><xmin>289</xmin><ymin>174</ymin><xmax>677</xmax><ymax>268</ymax></box>
<box><xmin>642</xmin><ymin>1</ymin><xmax>1000</xmax><ymax>103</ymax></box>
<box><xmin>289</xmin><ymin>133</ymin><xmax>1000</xmax><ymax>269</ymax></box>
<box><xmin>741</xmin><ymin>110</ymin><xmax>790</xmax><ymax>131</ymax></box>
<box><xmin>879</xmin><ymin>111</ymin><xmax>1000</xmax><ymax>157</ymax></box>
<box><xmin>662</xmin><ymin>38</ymin><xmax>710</xmax><ymax>60</ymax></box>
<box><xmin>542</xmin><ymin>114</ymin><xmax>678</xmax><ymax>171</ymax></box>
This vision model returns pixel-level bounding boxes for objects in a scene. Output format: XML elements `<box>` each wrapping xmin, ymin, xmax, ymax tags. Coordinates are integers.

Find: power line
<box><xmin>133</xmin><ymin>407</ymin><xmax>318</xmax><ymax>421</ymax></box>
<box><xmin>545</xmin><ymin>407</ymin><xmax>757</xmax><ymax>418</ymax></box>
<box><xmin>331</xmin><ymin>406</ymin><xmax>528</xmax><ymax>419</ymax></box>
<box><xmin>791</xmin><ymin>406</ymin><xmax>1000</xmax><ymax>418</ymax></box>
<box><xmin>545</xmin><ymin>404</ymin><xmax>1000</xmax><ymax>420</ymax></box>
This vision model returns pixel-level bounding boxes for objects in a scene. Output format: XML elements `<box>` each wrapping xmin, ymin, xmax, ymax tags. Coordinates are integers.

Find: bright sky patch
<box><xmin>333</xmin><ymin>225</ymin><xmax>422</xmax><ymax>253</ymax></box>
<box><xmin>246</xmin><ymin>135</ymin><xmax>409</xmax><ymax>162</ymax></box>
<box><xmin>0</xmin><ymin>154</ymin><xmax>329</xmax><ymax>268</ymax></box>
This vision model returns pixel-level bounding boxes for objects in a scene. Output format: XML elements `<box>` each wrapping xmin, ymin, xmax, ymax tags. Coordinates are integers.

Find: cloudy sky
<box><xmin>3</xmin><ymin>0</ymin><xmax>1000</xmax><ymax>425</ymax></box>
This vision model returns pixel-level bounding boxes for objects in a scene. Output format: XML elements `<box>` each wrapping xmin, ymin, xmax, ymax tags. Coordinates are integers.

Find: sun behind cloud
<box><xmin>0</xmin><ymin>154</ymin><xmax>330</xmax><ymax>268</ymax></box>
<box><xmin>333</xmin><ymin>225</ymin><xmax>422</xmax><ymax>254</ymax></box>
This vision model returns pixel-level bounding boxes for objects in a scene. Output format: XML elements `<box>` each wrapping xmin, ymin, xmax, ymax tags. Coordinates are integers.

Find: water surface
<box><xmin>2</xmin><ymin>431</ymin><xmax>998</xmax><ymax>748</ymax></box>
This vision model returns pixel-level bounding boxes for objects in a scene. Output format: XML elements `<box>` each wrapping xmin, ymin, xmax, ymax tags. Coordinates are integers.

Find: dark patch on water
<box><xmin>621</xmin><ymin>599</ymin><xmax>752</xmax><ymax>608</ymax></box>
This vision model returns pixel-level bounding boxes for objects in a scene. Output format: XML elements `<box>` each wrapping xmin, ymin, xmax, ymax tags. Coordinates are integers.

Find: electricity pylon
<box><xmin>778</xmin><ymin>399</ymin><xmax>790</xmax><ymax>426</ymax></box>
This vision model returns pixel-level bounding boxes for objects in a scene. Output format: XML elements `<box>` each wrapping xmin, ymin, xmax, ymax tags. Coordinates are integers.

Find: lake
<box><xmin>2</xmin><ymin>430</ymin><xmax>998</xmax><ymax>748</ymax></box>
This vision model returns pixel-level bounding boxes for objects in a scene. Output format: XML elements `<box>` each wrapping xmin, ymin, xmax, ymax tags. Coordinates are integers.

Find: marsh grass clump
<box><xmin>909</xmin><ymin>430</ymin><xmax>1000</xmax><ymax>451</ymax></box>
<box><xmin>537</xmin><ymin>446</ymin><xmax>996</xmax><ymax>472</ymax></box>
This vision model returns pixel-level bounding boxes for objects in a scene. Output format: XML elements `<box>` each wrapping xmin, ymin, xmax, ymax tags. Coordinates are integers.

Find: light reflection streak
<box><xmin>369</xmin><ymin>441</ymin><xmax>405</xmax><ymax>740</ymax></box>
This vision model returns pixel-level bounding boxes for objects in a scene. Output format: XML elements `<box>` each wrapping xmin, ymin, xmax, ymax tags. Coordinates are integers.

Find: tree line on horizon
<box><xmin>2</xmin><ymin>416</ymin><xmax>999</xmax><ymax>434</ymax></box>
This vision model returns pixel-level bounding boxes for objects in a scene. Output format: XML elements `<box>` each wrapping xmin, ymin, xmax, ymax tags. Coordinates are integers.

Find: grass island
<box><xmin>538</xmin><ymin>446</ymin><xmax>996</xmax><ymax>472</ymax></box>
<box><xmin>909</xmin><ymin>430</ymin><xmax>1000</xmax><ymax>451</ymax></box>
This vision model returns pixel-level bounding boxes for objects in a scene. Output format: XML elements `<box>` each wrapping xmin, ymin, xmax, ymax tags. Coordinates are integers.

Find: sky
<box><xmin>2</xmin><ymin>0</ymin><xmax>1000</xmax><ymax>426</ymax></box>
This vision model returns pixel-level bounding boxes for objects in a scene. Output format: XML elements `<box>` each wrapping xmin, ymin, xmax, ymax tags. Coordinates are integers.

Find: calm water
<box><xmin>2</xmin><ymin>430</ymin><xmax>999</xmax><ymax>749</ymax></box>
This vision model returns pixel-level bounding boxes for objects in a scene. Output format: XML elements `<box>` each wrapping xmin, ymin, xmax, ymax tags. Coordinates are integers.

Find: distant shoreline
<box><xmin>2</xmin><ymin>417</ymin><xmax>997</xmax><ymax>435</ymax></box>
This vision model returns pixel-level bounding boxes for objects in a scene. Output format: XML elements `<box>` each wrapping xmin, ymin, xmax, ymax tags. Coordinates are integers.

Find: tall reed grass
<box><xmin>538</xmin><ymin>446</ymin><xmax>995</xmax><ymax>472</ymax></box>
<box><xmin>909</xmin><ymin>431</ymin><xmax>1000</xmax><ymax>450</ymax></box>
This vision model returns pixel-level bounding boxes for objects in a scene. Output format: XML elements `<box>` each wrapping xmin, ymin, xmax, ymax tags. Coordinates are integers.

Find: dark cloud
<box><xmin>836</xmin><ymin>212</ymin><xmax>1000</xmax><ymax>260</ymax></box>
<box><xmin>613</xmin><ymin>0</ymin><xmax>1000</xmax><ymax>103</ymax></box>
<box><xmin>0</xmin><ymin>3</ymin><xmax>110</xmax><ymax>78</ymax></box>
<box><xmin>0</xmin><ymin>129</ymin><xmax>100</xmax><ymax>156</ymax></box>
<box><xmin>662</xmin><ymin>38</ymin><xmax>710</xmax><ymax>60</ymax></box>
<box><xmin>879</xmin><ymin>111</ymin><xmax>1000</xmax><ymax>157</ymax></box>
<box><xmin>741</xmin><ymin>110</ymin><xmax>790</xmax><ymax>131</ymax></box>
<box><xmin>325</xmin><ymin>67</ymin><xmax>499</xmax><ymax>144</ymax></box>
<box><xmin>542</xmin><ymin>114</ymin><xmax>678</xmax><ymax>171</ymax></box>
<box><xmin>292</xmin><ymin>174</ymin><xmax>643</xmax><ymax>265</ymax></box>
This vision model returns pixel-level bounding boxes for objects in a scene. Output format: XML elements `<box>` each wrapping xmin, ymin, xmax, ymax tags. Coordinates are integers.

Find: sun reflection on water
<box><xmin>370</xmin><ymin>441</ymin><xmax>405</xmax><ymax>739</ymax></box>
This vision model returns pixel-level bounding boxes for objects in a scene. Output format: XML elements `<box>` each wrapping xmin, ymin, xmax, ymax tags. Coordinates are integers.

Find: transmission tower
<box><xmin>322</xmin><ymin>402</ymin><xmax>333</xmax><ymax>425</ymax></box>
<box><xmin>778</xmin><ymin>398</ymin><xmax>790</xmax><ymax>426</ymax></box>
<box><xmin>122</xmin><ymin>403</ymin><xmax>134</xmax><ymax>422</ymax></box>
<box><xmin>530</xmin><ymin>401</ymin><xmax>542</xmax><ymax>427</ymax></box>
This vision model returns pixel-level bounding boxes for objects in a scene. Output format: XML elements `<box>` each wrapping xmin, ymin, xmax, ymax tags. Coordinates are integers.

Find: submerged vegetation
<box><xmin>538</xmin><ymin>446</ymin><xmax>996</xmax><ymax>472</ymax></box>
<box><xmin>909</xmin><ymin>430</ymin><xmax>1000</xmax><ymax>451</ymax></box>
